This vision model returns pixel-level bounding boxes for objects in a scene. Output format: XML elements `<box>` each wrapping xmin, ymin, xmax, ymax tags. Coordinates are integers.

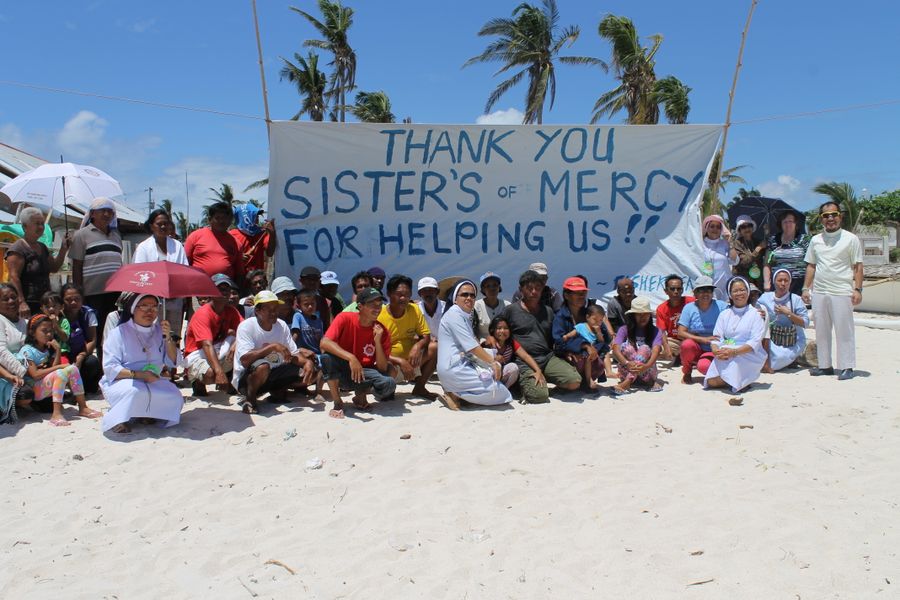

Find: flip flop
<box><xmin>79</xmin><ymin>409</ymin><xmax>103</xmax><ymax>419</ymax></box>
<box><xmin>48</xmin><ymin>418</ymin><xmax>71</xmax><ymax>427</ymax></box>
<box><xmin>611</xmin><ymin>387</ymin><xmax>630</xmax><ymax>397</ymax></box>
<box><xmin>648</xmin><ymin>383</ymin><xmax>664</xmax><ymax>392</ymax></box>
<box><xmin>329</xmin><ymin>408</ymin><xmax>345</xmax><ymax>419</ymax></box>
<box><xmin>241</xmin><ymin>401</ymin><xmax>258</xmax><ymax>414</ymax></box>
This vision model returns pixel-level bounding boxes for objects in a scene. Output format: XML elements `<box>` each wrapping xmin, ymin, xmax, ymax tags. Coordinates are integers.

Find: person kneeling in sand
<box><xmin>232</xmin><ymin>291</ymin><xmax>316</xmax><ymax>414</ymax></box>
<box><xmin>319</xmin><ymin>288</ymin><xmax>397</xmax><ymax>419</ymax></box>
<box><xmin>183</xmin><ymin>279</ymin><xmax>244</xmax><ymax>397</ymax></box>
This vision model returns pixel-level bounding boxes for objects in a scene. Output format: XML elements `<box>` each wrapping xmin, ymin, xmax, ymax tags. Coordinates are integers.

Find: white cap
<box><xmin>321</xmin><ymin>270</ymin><xmax>339</xmax><ymax>286</ymax></box>
<box><xmin>417</xmin><ymin>276</ymin><xmax>439</xmax><ymax>292</ymax></box>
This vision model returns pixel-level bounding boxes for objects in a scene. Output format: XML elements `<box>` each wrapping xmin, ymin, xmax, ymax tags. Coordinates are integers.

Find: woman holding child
<box><xmin>552</xmin><ymin>277</ymin><xmax>612</xmax><ymax>390</ymax></box>
<box><xmin>437</xmin><ymin>280</ymin><xmax>512</xmax><ymax>408</ymax></box>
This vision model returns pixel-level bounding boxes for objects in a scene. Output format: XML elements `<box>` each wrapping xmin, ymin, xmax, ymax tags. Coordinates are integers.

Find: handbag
<box><xmin>770</xmin><ymin>297</ymin><xmax>798</xmax><ymax>347</ymax></box>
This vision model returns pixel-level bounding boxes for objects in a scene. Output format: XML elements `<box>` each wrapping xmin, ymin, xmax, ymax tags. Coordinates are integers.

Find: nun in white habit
<box><xmin>704</xmin><ymin>277</ymin><xmax>767</xmax><ymax>393</ymax></box>
<box><xmin>436</xmin><ymin>280</ymin><xmax>512</xmax><ymax>408</ymax></box>
<box><xmin>100</xmin><ymin>294</ymin><xmax>183</xmax><ymax>433</ymax></box>
<box><xmin>758</xmin><ymin>268</ymin><xmax>809</xmax><ymax>371</ymax></box>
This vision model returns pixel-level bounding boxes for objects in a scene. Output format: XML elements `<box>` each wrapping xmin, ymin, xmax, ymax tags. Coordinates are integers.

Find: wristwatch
<box><xmin>854</xmin><ymin>287</ymin><xmax>863</xmax><ymax>293</ymax></box>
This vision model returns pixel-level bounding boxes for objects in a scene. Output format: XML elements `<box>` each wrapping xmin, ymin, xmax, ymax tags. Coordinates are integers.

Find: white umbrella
<box><xmin>0</xmin><ymin>162</ymin><xmax>123</xmax><ymax>231</ymax></box>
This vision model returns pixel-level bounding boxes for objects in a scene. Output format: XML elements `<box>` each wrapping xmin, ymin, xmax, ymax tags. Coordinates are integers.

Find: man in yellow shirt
<box><xmin>378</xmin><ymin>274</ymin><xmax>437</xmax><ymax>400</ymax></box>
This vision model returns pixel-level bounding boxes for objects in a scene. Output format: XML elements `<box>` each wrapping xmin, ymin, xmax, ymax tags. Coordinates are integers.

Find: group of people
<box><xmin>0</xmin><ymin>199</ymin><xmax>864</xmax><ymax>432</ymax></box>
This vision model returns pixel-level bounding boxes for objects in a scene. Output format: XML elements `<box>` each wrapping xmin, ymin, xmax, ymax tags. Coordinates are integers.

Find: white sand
<box><xmin>2</xmin><ymin>324</ymin><xmax>898</xmax><ymax>599</ymax></box>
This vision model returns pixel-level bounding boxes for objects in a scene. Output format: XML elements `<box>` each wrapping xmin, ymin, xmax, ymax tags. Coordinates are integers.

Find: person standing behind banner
<box><xmin>69</xmin><ymin>197</ymin><xmax>123</xmax><ymax>344</ymax></box>
<box><xmin>701</xmin><ymin>215</ymin><xmax>739</xmax><ymax>300</ymax></box>
<box><xmin>133</xmin><ymin>209</ymin><xmax>189</xmax><ymax>336</ymax></box>
<box><xmin>229</xmin><ymin>204</ymin><xmax>276</xmax><ymax>275</ymax></box>
<box><xmin>802</xmin><ymin>201</ymin><xmax>864</xmax><ymax>381</ymax></box>
<box><xmin>185</xmin><ymin>202</ymin><xmax>244</xmax><ymax>283</ymax></box>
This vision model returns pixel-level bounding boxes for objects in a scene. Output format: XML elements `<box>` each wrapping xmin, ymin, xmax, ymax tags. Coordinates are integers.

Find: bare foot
<box><xmin>439</xmin><ymin>392</ymin><xmax>461</xmax><ymax>411</ymax></box>
<box><xmin>351</xmin><ymin>394</ymin><xmax>373</xmax><ymax>412</ymax></box>
<box><xmin>588</xmin><ymin>381</ymin><xmax>600</xmax><ymax>391</ymax></box>
<box><xmin>411</xmin><ymin>385</ymin><xmax>438</xmax><ymax>401</ymax></box>
<box><xmin>681</xmin><ymin>373</ymin><xmax>694</xmax><ymax>384</ymax></box>
<box><xmin>79</xmin><ymin>408</ymin><xmax>102</xmax><ymax>419</ymax></box>
<box><xmin>49</xmin><ymin>418</ymin><xmax>71</xmax><ymax>427</ymax></box>
<box><xmin>762</xmin><ymin>366</ymin><xmax>775</xmax><ymax>374</ymax></box>
<box><xmin>111</xmin><ymin>423</ymin><xmax>131</xmax><ymax>433</ymax></box>
<box><xmin>329</xmin><ymin>408</ymin><xmax>345</xmax><ymax>419</ymax></box>
<box><xmin>241</xmin><ymin>401</ymin><xmax>258</xmax><ymax>414</ymax></box>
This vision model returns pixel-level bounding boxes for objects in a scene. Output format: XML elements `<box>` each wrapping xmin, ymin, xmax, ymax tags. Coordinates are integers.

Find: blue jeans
<box><xmin>319</xmin><ymin>354</ymin><xmax>396</xmax><ymax>400</ymax></box>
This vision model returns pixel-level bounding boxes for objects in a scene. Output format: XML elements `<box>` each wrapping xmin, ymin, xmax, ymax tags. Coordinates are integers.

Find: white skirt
<box><xmin>101</xmin><ymin>378</ymin><xmax>184</xmax><ymax>432</ymax></box>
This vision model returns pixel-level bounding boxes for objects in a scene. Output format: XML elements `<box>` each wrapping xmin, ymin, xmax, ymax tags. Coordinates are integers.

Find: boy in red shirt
<box><xmin>319</xmin><ymin>288</ymin><xmax>396</xmax><ymax>419</ymax></box>
<box><xmin>655</xmin><ymin>274</ymin><xmax>694</xmax><ymax>365</ymax></box>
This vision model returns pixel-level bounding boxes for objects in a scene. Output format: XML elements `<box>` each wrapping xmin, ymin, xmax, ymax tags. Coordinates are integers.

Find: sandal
<box><xmin>48</xmin><ymin>418</ymin><xmax>71</xmax><ymax>427</ymax></box>
<box><xmin>241</xmin><ymin>401</ymin><xmax>258</xmax><ymax>414</ymax></box>
<box><xmin>79</xmin><ymin>409</ymin><xmax>103</xmax><ymax>419</ymax></box>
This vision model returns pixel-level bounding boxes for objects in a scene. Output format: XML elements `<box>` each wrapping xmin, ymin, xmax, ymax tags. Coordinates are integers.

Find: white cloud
<box><xmin>758</xmin><ymin>174</ymin><xmax>801</xmax><ymax>201</ymax></box>
<box><xmin>475</xmin><ymin>108</ymin><xmax>524</xmax><ymax>125</ymax></box>
<box><xmin>0</xmin><ymin>123</ymin><xmax>24</xmax><ymax>148</ymax></box>
<box><xmin>131</xmin><ymin>18</ymin><xmax>156</xmax><ymax>33</ymax></box>
<box><xmin>144</xmin><ymin>157</ymin><xmax>268</xmax><ymax>223</ymax></box>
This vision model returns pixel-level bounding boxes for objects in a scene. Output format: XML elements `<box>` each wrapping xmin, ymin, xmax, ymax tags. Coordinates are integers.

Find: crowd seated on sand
<box><xmin>0</xmin><ymin>199</ymin><xmax>864</xmax><ymax>432</ymax></box>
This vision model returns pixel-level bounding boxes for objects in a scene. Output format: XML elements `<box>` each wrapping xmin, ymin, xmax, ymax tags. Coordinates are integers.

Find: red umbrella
<box><xmin>104</xmin><ymin>261</ymin><xmax>221</xmax><ymax>297</ymax></box>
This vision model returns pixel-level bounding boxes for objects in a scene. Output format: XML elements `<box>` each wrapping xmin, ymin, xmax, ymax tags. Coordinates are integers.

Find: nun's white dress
<box><xmin>437</xmin><ymin>305</ymin><xmax>512</xmax><ymax>405</ymax></box>
<box><xmin>100</xmin><ymin>319</ymin><xmax>183</xmax><ymax>432</ymax></box>
<box><xmin>758</xmin><ymin>291</ymin><xmax>809</xmax><ymax>370</ymax></box>
<box><xmin>704</xmin><ymin>304</ymin><xmax>767</xmax><ymax>393</ymax></box>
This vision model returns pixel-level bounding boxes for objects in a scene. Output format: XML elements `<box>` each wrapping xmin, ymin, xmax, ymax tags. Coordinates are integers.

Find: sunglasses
<box><xmin>667</xmin><ymin>286</ymin><xmax>683</xmax><ymax>292</ymax></box>
<box><xmin>457</xmin><ymin>292</ymin><xmax>476</xmax><ymax>299</ymax></box>
<box><xmin>820</xmin><ymin>211</ymin><xmax>841</xmax><ymax>218</ymax></box>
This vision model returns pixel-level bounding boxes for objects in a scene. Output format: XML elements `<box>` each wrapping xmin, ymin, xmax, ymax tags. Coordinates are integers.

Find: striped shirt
<box><xmin>69</xmin><ymin>224</ymin><xmax>123</xmax><ymax>296</ymax></box>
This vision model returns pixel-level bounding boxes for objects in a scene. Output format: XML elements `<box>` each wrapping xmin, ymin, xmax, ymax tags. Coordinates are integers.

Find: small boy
<box><xmin>560</xmin><ymin>304</ymin><xmax>612</xmax><ymax>390</ymax></box>
<box><xmin>291</xmin><ymin>289</ymin><xmax>325</xmax><ymax>398</ymax></box>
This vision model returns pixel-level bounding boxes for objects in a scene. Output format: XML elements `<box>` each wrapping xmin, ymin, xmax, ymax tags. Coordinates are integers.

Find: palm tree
<box><xmin>173</xmin><ymin>211</ymin><xmax>190</xmax><ymax>240</ymax></box>
<box><xmin>208</xmin><ymin>183</ymin><xmax>235</xmax><ymax>205</ymax></box>
<box><xmin>812</xmin><ymin>181</ymin><xmax>863</xmax><ymax>232</ymax></box>
<box><xmin>651</xmin><ymin>76</ymin><xmax>691</xmax><ymax>124</ymax></box>
<box><xmin>349</xmin><ymin>90</ymin><xmax>395</xmax><ymax>123</ymax></box>
<box><xmin>702</xmin><ymin>151</ymin><xmax>747</xmax><ymax>217</ymax></box>
<box><xmin>280</xmin><ymin>51</ymin><xmax>328</xmax><ymax>121</ymax></box>
<box><xmin>464</xmin><ymin>0</ymin><xmax>605</xmax><ymax>124</ymax></box>
<box><xmin>244</xmin><ymin>179</ymin><xmax>269</xmax><ymax>193</ymax></box>
<box><xmin>592</xmin><ymin>14</ymin><xmax>662</xmax><ymax>124</ymax></box>
<box><xmin>290</xmin><ymin>1</ymin><xmax>356</xmax><ymax>123</ymax></box>
<box><xmin>159</xmin><ymin>198</ymin><xmax>173</xmax><ymax>216</ymax></box>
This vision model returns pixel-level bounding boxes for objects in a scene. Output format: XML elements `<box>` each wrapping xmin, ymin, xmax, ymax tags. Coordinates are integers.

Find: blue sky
<box><xmin>1</xmin><ymin>0</ymin><xmax>898</xmax><ymax>223</ymax></box>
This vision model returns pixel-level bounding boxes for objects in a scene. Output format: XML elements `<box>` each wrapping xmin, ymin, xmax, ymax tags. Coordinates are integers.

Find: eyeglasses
<box><xmin>820</xmin><ymin>211</ymin><xmax>841</xmax><ymax>219</ymax></box>
<box><xmin>457</xmin><ymin>292</ymin><xmax>476</xmax><ymax>299</ymax></box>
<box><xmin>667</xmin><ymin>287</ymin><xmax>683</xmax><ymax>292</ymax></box>
<box><xmin>136</xmin><ymin>304</ymin><xmax>159</xmax><ymax>312</ymax></box>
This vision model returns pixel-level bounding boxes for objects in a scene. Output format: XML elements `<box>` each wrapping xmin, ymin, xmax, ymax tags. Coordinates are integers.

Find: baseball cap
<box><xmin>562</xmin><ymin>276</ymin><xmax>589</xmax><ymax>292</ymax></box>
<box><xmin>211</xmin><ymin>273</ymin><xmax>238</xmax><ymax>290</ymax></box>
<box><xmin>300</xmin><ymin>266</ymin><xmax>321</xmax><ymax>278</ymax></box>
<box><xmin>253</xmin><ymin>290</ymin><xmax>283</xmax><ymax>306</ymax></box>
<box><xmin>479</xmin><ymin>271</ymin><xmax>501</xmax><ymax>285</ymax></box>
<box><xmin>693</xmin><ymin>275</ymin><xmax>716</xmax><ymax>291</ymax></box>
<box><xmin>357</xmin><ymin>287</ymin><xmax>385</xmax><ymax>304</ymax></box>
<box><xmin>321</xmin><ymin>270</ymin><xmax>339</xmax><ymax>286</ymax></box>
<box><xmin>367</xmin><ymin>266</ymin><xmax>386</xmax><ymax>278</ymax></box>
<box><xmin>528</xmin><ymin>262</ymin><xmax>548</xmax><ymax>276</ymax></box>
<box><xmin>271</xmin><ymin>276</ymin><xmax>299</xmax><ymax>295</ymax></box>
<box><xmin>417</xmin><ymin>276</ymin><xmax>439</xmax><ymax>292</ymax></box>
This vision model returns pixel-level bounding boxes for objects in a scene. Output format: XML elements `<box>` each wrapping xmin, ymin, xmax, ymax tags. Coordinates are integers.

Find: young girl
<box><xmin>39</xmin><ymin>291</ymin><xmax>70</xmax><ymax>362</ymax></box>
<box><xmin>610</xmin><ymin>297</ymin><xmax>664</xmax><ymax>395</ymax></box>
<box><xmin>488</xmin><ymin>315</ymin><xmax>544</xmax><ymax>392</ymax></box>
<box><xmin>16</xmin><ymin>314</ymin><xmax>100</xmax><ymax>426</ymax></box>
<box><xmin>560</xmin><ymin>304</ymin><xmax>612</xmax><ymax>390</ymax></box>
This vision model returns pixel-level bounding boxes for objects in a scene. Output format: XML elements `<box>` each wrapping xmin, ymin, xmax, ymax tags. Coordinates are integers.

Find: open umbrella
<box><xmin>104</xmin><ymin>261</ymin><xmax>220</xmax><ymax>298</ymax></box>
<box><xmin>0</xmin><ymin>162</ymin><xmax>123</xmax><ymax>233</ymax></box>
<box><xmin>727</xmin><ymin>196</ymin><xmax>806</xmax><ymax>238</ymax></box>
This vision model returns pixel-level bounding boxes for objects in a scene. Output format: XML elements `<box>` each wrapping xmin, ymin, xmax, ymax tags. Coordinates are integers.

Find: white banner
<box><xmin>269</xmin><ymin>122</ymin><xmax>721</xmax><ymax>304</ymax></box>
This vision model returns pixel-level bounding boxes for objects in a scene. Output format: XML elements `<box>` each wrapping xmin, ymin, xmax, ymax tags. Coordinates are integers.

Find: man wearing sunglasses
<box><xmin>802</xmin><ymin>201</ymin><xmax>864</xmax><ymax>380</ymax></box>
<box><xmin>655</xmin><ymin>274</ymin><xmax>694</xmax><ymax>365</ymax></box>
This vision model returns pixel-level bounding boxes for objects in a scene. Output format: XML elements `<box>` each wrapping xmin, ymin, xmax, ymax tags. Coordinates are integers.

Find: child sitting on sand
<box><xmin>488</xmin><ymin>315</ymin><xmax>544</xmax><ymax>391</ymax></box>
<box><xmin>16</xmin><ymin>314</ymin><xmax>100</xmax><ymax>426</ymax></box>
<box><xmin>291</xmin><ymin>289</ymin><xmax>326</xmax><ymax>399</ymax></box>
<box><xmin>610</xmin><ymin>297</ymin><xmax>664</xmax><ymax>395</ymax></box>
<box><xmin>559</xmin><ymin>304</ymin><xmax>612</xmax><ymax>390</ymax></box>
<box><xmin>39</xmin><ymin>291</ymin><xmax>70</xmax><ymax>362</ymax></box>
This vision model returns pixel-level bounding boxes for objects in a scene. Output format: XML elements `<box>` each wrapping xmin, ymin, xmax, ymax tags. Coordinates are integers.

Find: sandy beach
<box><xmin>1</xmin><ymin>321</ymin><xmax>898</xmax><ymax>599</ymax></box>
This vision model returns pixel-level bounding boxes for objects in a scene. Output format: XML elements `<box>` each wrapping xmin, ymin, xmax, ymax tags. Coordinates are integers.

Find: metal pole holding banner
<box><xmin>251</xmin><ymin>0</ymin><xmax>272</xmax><ymax>131</ymax></box>
<box><xmin>712</xmin><ymin>0</ymin><xmax>758</xmax><ymax>216</ymax></box>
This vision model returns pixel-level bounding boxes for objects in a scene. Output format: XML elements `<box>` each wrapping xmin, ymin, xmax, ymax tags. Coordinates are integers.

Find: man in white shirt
<box><xmin>416</xmin><ymin>276</ymin><xmax>444</xmax><ymax>345</ymax></box>
<box><xmin>802</xmin><ymin>201</ymin><xmax>864</xmax><ymax>380</ymax></box>
<box><xmin>232</xmin><ymin>291</ymin><xmax>316</xmax><ymax>413</ymax></box>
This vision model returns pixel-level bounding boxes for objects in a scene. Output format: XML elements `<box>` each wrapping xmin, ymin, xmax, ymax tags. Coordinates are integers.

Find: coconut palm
<box><xmin>349</xmin><ymin>90</ymin><xmax>395</xmax><ymax>123</ymax></box>
<box><xmin>592</xmin><ymin>14</ymin><xmax>662</xmax><ymax>124</ymax></box>
<box><xmin>208</xmin><ymin>183</ymin><xmax>235</xmax><ymax>205</ymax></box>
<box><xmin>464</xmin><ymin>0</ymin><xmax>605</xmax><ymax>124</ymax></box>
<box><xmin>290</xmin><ymin>1</ymin><xmax>356</xmax><ymax>123</ymax></box>
<box><xmin>812</xmin><ymin>181</ymin><xmax>863</xmax><ymax>232</ymax></box>
<box><xmin>702</xmin><ymin>152</ymin><xmax>747</xmax><ymax>217</ymax></box>
<box><xmin>173</xmin><ymin>211</ymin><xmax>190</xmax><ymax>240</ymax></box>
<box><xmin>244</xmin><ymin>179</ymin><xmax>269</xmax><ymax>193</ymax></box>
<box><xmin>159</xmin><ymin>198</ymin><xmax>174</xmax><ymax>216</ymax></box>
<box><xmin>280</xmin><ymin>51</ymin><xmax>328</xmax><ymax>121</ymax></box>
<box><xmin>651</xmin><ymin>76</ymin><xmax>691</xmax><ymax>124</ymax></box>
